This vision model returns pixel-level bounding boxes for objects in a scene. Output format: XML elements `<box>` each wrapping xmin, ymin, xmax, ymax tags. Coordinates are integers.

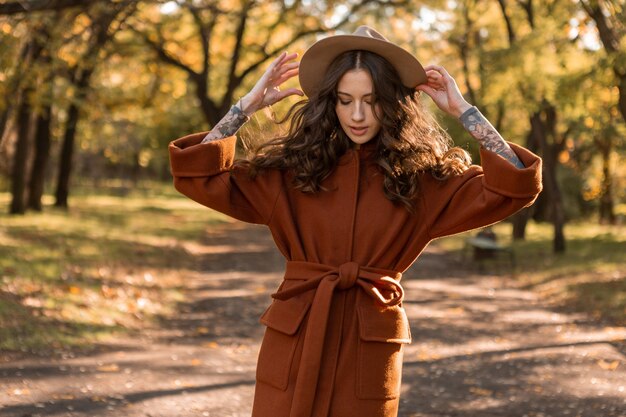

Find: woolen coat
<box><xmin>168</xmin><ymin>131</ymin><xmax>543</xmax><ymax>417</ymax></box>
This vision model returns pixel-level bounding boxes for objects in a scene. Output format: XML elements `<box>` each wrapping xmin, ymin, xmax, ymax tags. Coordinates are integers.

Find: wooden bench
<box><xmin>463</xmin><ymin>232</ymin><xmax>516</xmax><ymax>273</ymax></box>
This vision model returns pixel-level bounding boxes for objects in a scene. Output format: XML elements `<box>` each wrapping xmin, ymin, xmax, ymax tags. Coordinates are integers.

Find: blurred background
<box><xmin>0</xmin><ymin>0</ymin><xmax>624</xmax><ymax>353</ymax></box>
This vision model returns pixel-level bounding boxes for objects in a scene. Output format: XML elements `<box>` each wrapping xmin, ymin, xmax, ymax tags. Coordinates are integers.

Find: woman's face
<box><xmin>335</xmin><ymin>69</ymin><xmax>382</xmax><ymax>146</ymax></box>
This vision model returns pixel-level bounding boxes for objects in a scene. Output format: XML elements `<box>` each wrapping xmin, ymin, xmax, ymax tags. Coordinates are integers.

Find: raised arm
<box><xmin>202</xmin><ymin>51</ymin><xmax>303</xmax><ymax>144</ymax></box>
<box><xmin>458</xmin><ymin>106</ymin><xmax>524</xmax><ymax>168</ymax></box>
<box><xmin>168</xmin><ymin>51</ymin><xmax>304</xmax><ymax>225</ymax></box>
<box><xmin>416</xmin><ymin>64</ymin><xmax>524</xmax><ymax>169</ymax></box>
<box><xmin>201</xmin><ymin>103</ymin><xmax>250</xmax><ymax>144</ymax></box>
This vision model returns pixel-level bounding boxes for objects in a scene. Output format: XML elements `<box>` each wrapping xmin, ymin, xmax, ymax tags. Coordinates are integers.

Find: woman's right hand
<box><xmin>240</xmin><ymin>51</ymin><xmax>304</xmax><ymax>116</ymax></box>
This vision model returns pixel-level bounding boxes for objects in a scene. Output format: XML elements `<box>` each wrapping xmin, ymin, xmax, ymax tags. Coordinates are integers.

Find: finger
<box><xmin>431</xmin><ymin>65</ymin><xmax>452</xmax><ymax>80</ymax></box>
<box><xmin>274</xmin><ymin>51</ymin><xmax>288</xmax><ymax>66</ymax></box>
<box><xmin>415</xmin><ymin>84</ymin><xmax>437</xmax><ymax>97</ymax></box>
<box><xmin>425</xmin><ymin>69</ymin><xmax>443</xmax><ymax>79</ymax></box>
<box><xmin>424</xmin><ymin>76</ymin><xmax>445</xmax><ymax>90</ymax></box>
<box><xmin>424</xmin><ymin>65</ymin><xmax>454</xmax><ymax>82</ymax></box>
<box><xmin>276</xmin><ymin>61</ymin><xmax>299</xmax><ymax>77</ymax></box>
<box><xmin>275</xmin><ymin>51</ymin><xmax>298</xmax><ymax>68</ymax></box>
<box><xmin>426</xmin><ymin>68</ymin><xmax>441</xmax><ymax>76</ymax></box>
<box><xmin>425</xmin><ymin>76</ymin><xmax>443</xmax><ymax>87</ymax></box>
<box><xmin>423</xmin><ymin>64</ymin><xmax>445</xmax><ymax>72</ymax></box>
<box><xmin>271</xmin><ymin>54</ymin><xmax>296</xmax><ymax>80</ymax></box>
<box><xmin>275</xmin><ymin>88</ymin><xmax>305</xmax><ymax>101</ymax></box>
<box><xmin>260</xmin><ymin>54</ymin><xmax>285</xmax><ymax>83</ymax></box>
<box><xmin>282</xmin><ymin>52</ymin><xmax>299</xmax><ymax>62</ymax></box>
<box><xmin>268</xmin><ymin>52</ymin><xmax>289</xmax><ymax>74</ymax></box>
<box><xmin>275</xmin><ymin>68</ymin><xmax>300</xmax><ymax>85</ymax></box>
<box><xmin>426</xmin><ymin>76</ymin><xmax>443</xmax><ymax>87</ymax></box>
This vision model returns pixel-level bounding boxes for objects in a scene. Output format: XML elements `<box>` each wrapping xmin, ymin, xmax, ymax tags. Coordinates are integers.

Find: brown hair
<box><xmin>236</xmin><ymin>50</ymin><xmax>471</xmax><ymax>211</ymax></box>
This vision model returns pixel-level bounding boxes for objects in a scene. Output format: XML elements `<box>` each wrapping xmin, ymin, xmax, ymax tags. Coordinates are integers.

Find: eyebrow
<box><xmin>337</xmin><ymin>91</ymin><xmax>373</xmax><ymax>97</ymax></box>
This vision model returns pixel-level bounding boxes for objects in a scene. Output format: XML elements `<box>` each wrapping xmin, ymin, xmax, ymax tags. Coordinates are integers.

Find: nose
<box><xmin>351</xmin><ymin>102</ymin><xmax>365</xmax><ymax>122</ymax></box>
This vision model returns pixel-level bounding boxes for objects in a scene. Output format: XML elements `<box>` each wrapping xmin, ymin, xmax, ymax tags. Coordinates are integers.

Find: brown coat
<box><xmin>169</xmin><ymin>132</ymin><xmax>542</xmax><ymax>417</ymax></box>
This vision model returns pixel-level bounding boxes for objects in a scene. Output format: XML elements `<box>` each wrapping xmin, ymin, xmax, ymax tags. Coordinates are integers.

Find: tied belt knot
<box><xmin>269</xmin><ymin>260</ymin><xmax>404</xmax><ymax>417</ymax></box>
<box><xmin>337</xmin><ymin>261</ymin><xmax>359</xmax><ymax>289</ymax></box>
<box><xmin>272</xmin><ymin>261</ymin><xmax>404</xmax><ymax>306</ymax></box>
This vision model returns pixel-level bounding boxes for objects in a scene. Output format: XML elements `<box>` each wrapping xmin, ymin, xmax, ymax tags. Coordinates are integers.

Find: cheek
<box><xmin>370</xmin><ymin>107</ymin><xmax>382</xmax><ymax>131</ymax></box>
<box><xmin>372</xmin><ymin>104</ymin><xmax>382</xmax><ymax>120</ymax></box>
<box><xmin>371</xmin><ymin>123</ymin><xmax>382</xmax><ymax>136</ymax></box>
<box><xmin>335</xmin><ymin>106</ymin><xmax>348</xmax><ymax>124</ymax></box>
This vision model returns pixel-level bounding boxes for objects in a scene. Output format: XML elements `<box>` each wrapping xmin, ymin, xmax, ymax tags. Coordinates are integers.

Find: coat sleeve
<box><xmin>424</xmin><ymin>142</ymin><xmax>543</xmax><ymax>239</ymax></box>
<box><xmin>168</xmin><ymin>131</ymin><xmax>281</xmax><ymax>225</ymax></box>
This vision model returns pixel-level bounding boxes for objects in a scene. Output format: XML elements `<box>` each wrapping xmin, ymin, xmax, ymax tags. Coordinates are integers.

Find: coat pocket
<box><xmin>256</xmin><ymin>291</ymin><xmax>312</xmax><ymax>390</ymax></box>
<box><xmin>355</xmin><ymin>302</ymin><xmax>412</xmax><ymax>400</ymax></box>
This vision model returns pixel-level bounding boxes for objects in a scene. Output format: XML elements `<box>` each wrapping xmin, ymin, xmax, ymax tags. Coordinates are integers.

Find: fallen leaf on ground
<box><xmin>195</xmin><ymin>326</ymin><xmax>210</xmax><ymax>335</ymax></box>
<box><xmin>469</xmin><ymin>386</ymin><xmax>493</xmax><ymax>396</ymax></box>
<box><xmin>597</xmin><ymin>359</ymin><xmax>620</xmax><ymax>370</ymax></box>
<box><xmin>97</xmin><ymin>364</ymin><xmax>120</xmax><ymax>372</ymax></box>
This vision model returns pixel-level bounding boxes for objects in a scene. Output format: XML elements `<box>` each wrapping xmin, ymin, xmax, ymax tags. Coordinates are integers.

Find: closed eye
<box><xmin>338</xmin><ymin>101</ymin><xmax>373</xmax><ymax>106</ymax></box>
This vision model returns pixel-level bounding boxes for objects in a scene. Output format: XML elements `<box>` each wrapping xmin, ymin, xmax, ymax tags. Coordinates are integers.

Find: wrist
<box><xmin>451</xmin><ymin>101</ymin><xmax>473</xmax><ymax>118</ymax></box>
<box><xmin>239</xmin><ymin>94</ymin><xmax>261</xmax><ymax>117</ymax></box>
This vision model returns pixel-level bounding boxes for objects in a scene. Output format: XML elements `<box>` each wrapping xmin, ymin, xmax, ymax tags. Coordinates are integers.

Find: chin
<box><xmin>349</xmin><ymin>136</ymin><xmax>375</xmax><ymax>145</ymax></box>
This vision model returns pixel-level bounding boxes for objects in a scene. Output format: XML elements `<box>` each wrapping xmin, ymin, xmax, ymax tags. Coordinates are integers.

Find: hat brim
<box><xmin>299</xmin><ymin>34</ymin><xmax>427</xmax><ymax>98</ymax></box>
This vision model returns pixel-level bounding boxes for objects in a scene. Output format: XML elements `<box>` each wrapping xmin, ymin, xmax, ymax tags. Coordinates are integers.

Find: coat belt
<box><xmin>270</xmin><ymin>260</ymin><xmax>404</xmax><ymax>417</ymax></box>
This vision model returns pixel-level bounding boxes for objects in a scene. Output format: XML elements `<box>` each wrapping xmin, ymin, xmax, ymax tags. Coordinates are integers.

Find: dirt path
<box><xmin>2</xmin><ymin>222</ymin><xmax>626</xmax><ymax>417</ymax></box>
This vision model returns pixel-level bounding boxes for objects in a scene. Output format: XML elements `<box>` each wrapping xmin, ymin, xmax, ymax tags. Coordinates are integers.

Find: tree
<box><xmin>493</xmin><ymin>0</ymin><xmax>581</xmax><ymax>252</ymax></box>
<box><xmin>126</xmin><ymin>0</ymin><xmax>412</xmax><ymax>127</ymax></box>
<box><xmin>27</xmin><ymin>22</ymin><xmax>56</xmax><ymax>211</ymax></box>
<box><xmin>580</xmin><ymin>0</ymin><xmax>626</xmax><ymax>123</ymax></box>
<box><xmin>54</xmin><ymin>1</ymin><xmax>138</xmax><ymax>207</ymax></box>
<box><xmin>9</xmin><ymin>32</ymin><xmax>45</xmax><ymax>214</ymax></box>
<box><xmin>578</xmin><ymin>0</ymin><xmax>625</xmax><ymax>224</ymax></box>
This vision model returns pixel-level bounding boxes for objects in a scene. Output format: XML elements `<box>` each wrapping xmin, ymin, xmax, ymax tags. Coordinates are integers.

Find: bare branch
<box><xmin>185</xmin><ymin>4</ymin><xmax>217</xmax><ymax>91</ymax></box>
<box><xmin>127</xmin><ymin>24</ymin><xmax>198</xmax><ymax>77</ymax></box>
<box><xmin>0</xmin><ymin>0</ymin><xmax>103</xmax><ymax>15</ymax></box>
<box><xmin>222</xmin><ymin>0</ymin><xmax>254</xmax><ymax>108</ymax></box>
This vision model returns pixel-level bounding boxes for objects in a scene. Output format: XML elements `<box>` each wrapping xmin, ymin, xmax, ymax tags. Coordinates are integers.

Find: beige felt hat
<box><xmin>298</xmin><ymin>25</ymin><xmax>427</xmax><ymax>97</ymax></box>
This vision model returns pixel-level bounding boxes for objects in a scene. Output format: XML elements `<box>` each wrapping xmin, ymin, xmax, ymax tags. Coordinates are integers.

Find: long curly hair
<box><xmin>236</xmin><ymin>50</ymin><xmax>471</xmax><ymax>211</ymax></box>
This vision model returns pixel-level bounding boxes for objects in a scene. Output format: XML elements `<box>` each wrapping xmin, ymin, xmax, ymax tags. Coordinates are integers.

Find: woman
<box><xmin>169</xmin><ymin>26</ymin><xmax>542</xmax><ymax>417</ymax></box>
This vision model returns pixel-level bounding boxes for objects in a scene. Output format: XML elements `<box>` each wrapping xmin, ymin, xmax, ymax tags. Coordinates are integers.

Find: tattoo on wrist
<box><xmin>201</xmin><ymin>104</ymin><xmax>250</xmax><ymax>144</ymax></box>
<box><xmin>459</xmin><ymin>106</ymin><xmax>525</xmax><ymax>169</ymax></box>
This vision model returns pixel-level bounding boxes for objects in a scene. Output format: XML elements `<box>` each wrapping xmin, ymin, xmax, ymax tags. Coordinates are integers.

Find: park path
<box><xmin>2</xmin><ymin>221</ymin><xmax>626</xmax><ymax>417</ymax></box>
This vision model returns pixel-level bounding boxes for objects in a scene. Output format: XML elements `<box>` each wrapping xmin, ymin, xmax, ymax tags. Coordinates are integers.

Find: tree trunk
<box><xmin>512</xmin><ymin>207</ymin><xmax>531</xmax><ymax>240</ymax></box>
<box><xmin>27</xmin><ymin>101</ymin><xmax>52</xmax><ymax>211</ymax></box>
<box><xmin>55</xmin><ymin>60</ymin><xmax>94</xmax><ymax>208</ymax></box>
<box><xmin>9</xmin><ymin>90</ymin><xmax>32</xmax><ymax>214</ymax></box>
<box><xmin>530</xmin><ymin>109</ymin><xmax>566</xmax><ymax>253</ymax></box>
<box><xmin>598</xmin><ymin>139</ymin><xmax>615</xmax><ymax>225</ymax></box>
<box><xmin>581</xmin><ymin>0</ymin><xmax>626</xmax><ymax>125</ymax></box>
<box><xmin>54</xmin><ymin>100</ymin><xmax>80</xmax><ymax>208</ymax></box>
<box><xmin>511</xmin><ymin>123</ymin><xmax>540</xmax><ymax>240</ymax></box>
<box><xmin>0</xmin><ymin>105</ymin><xmax>10</xmax><ymax>145</ymax></box>
<box><xmin>53</xmin><ymin>4</ymin><xmax>128</xmax><ymax>207</ymax></box>
<box><xmin>542</xmin><ymin>143</ymin><xmax>566</xmax><ymax>253</ymax></box>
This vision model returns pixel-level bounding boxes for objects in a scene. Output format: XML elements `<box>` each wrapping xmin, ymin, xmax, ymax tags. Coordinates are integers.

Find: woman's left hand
<box><xmin>416</xmin><ymin>65</ymin><xmax>472</xmax><ymax>117</ymax></box>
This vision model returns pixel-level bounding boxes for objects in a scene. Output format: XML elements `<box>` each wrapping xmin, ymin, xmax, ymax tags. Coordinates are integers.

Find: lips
<box><xmin>350</xmin><ymin>126</ymin><xmax>368</xmax><ymax>136</ymax></box>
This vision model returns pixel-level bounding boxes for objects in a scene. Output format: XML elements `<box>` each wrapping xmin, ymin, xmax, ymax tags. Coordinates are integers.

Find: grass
<box><xmin>1</xmin><ymin>182</ymin><xmax>625</xmax><ymax>355</ymax></box>
<box><xmin>0</xmin><ymin>182</ymin><xmax>228</xmax><ymax>355</ymax></box>
<box><xmin>436</xmin><ymin>219</ymin><xmax>626</xmax><ymax>325</ymax></box>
